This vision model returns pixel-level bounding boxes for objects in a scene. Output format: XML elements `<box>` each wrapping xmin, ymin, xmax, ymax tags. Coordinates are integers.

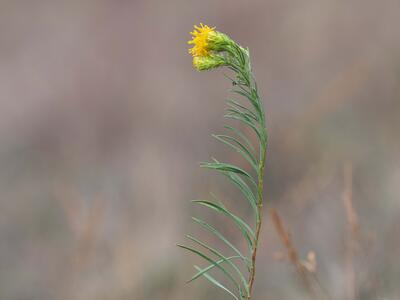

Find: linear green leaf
<box><xmin>224</xmin><ymin>114</ymin><xmax>264</xmax><ymax>144</ymax></box>
<box><xmin>227</xmin><ymin>99</ymin><xmax>259</xmax><ymax>121</ymax></box>
<box><xmin>213</xmin><ymin>134</ymin><xmax>258</xmax><ymax>172</ymax></box>
<box><xmin>177</xmin><ymin>244</ymin><xmax>241</xmax><ymax>294</ymax></box>
<box><xmin>186</xmin><ymin>235</ymin><xmax>249</xmax><ymax>296</ymax></box>
<box><xmin>226</xmin><ymin>107</ymin><xmax>257</xmax><ymax>124</ymax></box>
<box><xmin>191</xmin><ymin>200</ymin><xmax>255</xmax><ymax>249</ymax></box>
<box><xmin>224</xmin><ymin>125</ymin><xmax>255</xmax><ymax>153</ymax></box>
<box><xmin>226</xmin><ymin>106</ymin><xmax>258</xmax><ymax>122</ymax></box>
<box><xmin>196</xmin><ymin>199</ymin><xmax>256</xmax><ymax>239</ymax></box>
<box><xmin>192</xmin><ymin>217</ymin><xmax>250</xmax><ymax>268</ymax></box>
<box><xmin>189</xmin><ymin>255</ymin><xmax>241</xmax><ymax>283</ymax></box>
<box><xmin>222</xmin><ymin>172</ymin><xmax>258</xmax><ymax>218</ymax></box>
<box><xmin>194</xmin><ymin>265</ymin><xmax>239</xmax><ymax>300</ymax></box>
<box><xmin>226</xmin><ymin>108</ymin><xmax>257</xmax><ymax>125</ymax></box>
<box><xmin>232</xmin><ymin>88</ymin><xmax>262</xmax><ymax>119</ymax></box>
<box><xmin>201</xmin><ymin>161</ymin><xmax>258</xmax><ymax>188</ymax></box>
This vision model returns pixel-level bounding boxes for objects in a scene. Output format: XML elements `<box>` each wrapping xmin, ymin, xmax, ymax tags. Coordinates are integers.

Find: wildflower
<box><xmin>188</xmin><ymin>23</ymin><xmax>215</xmax><ymax>57</ymax></box>
<box><xmin>193</xmin><ymin>55</ymin><xmax>226</xmax><ymax>71</ymax></box>
<box><xmin>182</xmin><ymin>23</ymin><xmax>268</xmax><ymax>300</ymax></box>
<box><xmin>188</xmin><ymin>23</ymin><xmax>234</xmax><ymax>58</ymax></box>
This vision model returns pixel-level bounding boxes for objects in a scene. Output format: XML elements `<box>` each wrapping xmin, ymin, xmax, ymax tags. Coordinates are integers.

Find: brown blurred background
<box><xmin>0</xmin><ymin>1</ymin><xmax>399</xmax><ymax>299</ymax></box>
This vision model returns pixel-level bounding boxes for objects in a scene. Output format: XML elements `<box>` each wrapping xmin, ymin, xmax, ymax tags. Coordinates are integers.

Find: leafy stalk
<box><xmin>226</xmin><ymin>44</ymin><xmax>268</xmax><ymax>300</ymax></box>
<box><xmin>181</xmin><ymin>24</ymin><xmax>268</xmax><ymax>300</ymax></box>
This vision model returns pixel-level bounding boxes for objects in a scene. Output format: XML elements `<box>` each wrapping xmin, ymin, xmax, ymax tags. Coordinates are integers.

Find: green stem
<box><xmin>242</xmin><ymin>55</ymin><xmax>267</xmax><ymax>299</ymax></box>
<box><xmin>218</xmin><ymin>43</ymin><xmax>268</xmax><ymax>300</ymax></box>
<box><xmin>247</xmin><ymin>137</ymin><xmax>266</xmax><ymax>300</ymax></box>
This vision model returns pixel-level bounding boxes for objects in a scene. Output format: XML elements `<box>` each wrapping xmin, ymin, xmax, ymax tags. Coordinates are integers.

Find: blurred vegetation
<box><xmin>0</xmin><ymin>1</ymin><xmax>399</xmax><ymax>300</ymax></box>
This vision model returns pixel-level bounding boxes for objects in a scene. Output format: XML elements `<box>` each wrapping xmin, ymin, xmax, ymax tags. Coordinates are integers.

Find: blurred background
<box><xmin>0</xmin><ymin>1</ymin><xmax>399</xmax><ymax>299</ymax></box>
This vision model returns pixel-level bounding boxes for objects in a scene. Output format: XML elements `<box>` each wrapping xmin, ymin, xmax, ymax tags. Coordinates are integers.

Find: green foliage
<box><xmin>180</xmin><ymin>32</ymin><xmax>268</xmax><ymax>300</ymax></box>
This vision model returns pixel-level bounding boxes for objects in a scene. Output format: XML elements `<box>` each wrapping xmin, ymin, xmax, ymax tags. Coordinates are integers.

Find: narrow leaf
<box><xmin>201</xmin><ymin>161</ymin><xmax>258</xmax><ymax>188</ymax></box>
<box><xmin>224</xmin><ymin>125</ymin><xmax>255</xmax><ymax>153</ymax></box>
<box><xmin>192</xmin><ymin>217</ymin><xmax>250</xmax><ymax>268</ymax></box>
<box><xmin>227</xmin><ymin>99</ymin><xmax>259</xmax><ymax>121</ymax></box>
<box><xmin>177</xmin><ymin>244</ymin><xmax>241</xmax><ymax>294</ymax></box>
<box><xmin>192</xmin><ymin>200</ymin><xmax>255</xmax><ymax>249</ymax></box>
<box><xmin>188</xmin><ymin>255</ymin><xmax>241</xmax><ymax>283</ymax></box>
<box><xmin>225</xmin><ymin>114</ymin><xmax>265</xmax><ymax>145</ymax></box>
<box><xmin>194</xmin><ymin>265</ymin><xmax>239</xmax><ymax>300</ymax></box>
<box><xmin>213</xmin><ymin>134</ymin><xmax>258</xmax><ymax>172</ymax></box>
<box><xmin>232</xmin><ymin>88</ymin><xmax>262</xmax><ymax>120</ymax></box>
<box><xmin>222</xmin><ymin>172</ymin><xmax>258</xmax><ymax>218</ymax></box>
<box><xmin>226</xmin><ymin>106</ymin><xmax>258</xmax><ymax>122</ymax></box>
<box><xmin>186</xmin><ymin>235</ymin><xmax>249</xmax><ymax>296</ymax></box>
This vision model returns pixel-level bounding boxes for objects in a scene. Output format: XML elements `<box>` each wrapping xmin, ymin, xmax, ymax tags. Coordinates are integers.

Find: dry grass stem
<box><xmin>343</xmin><ymin>163</ymin><xmax>359</xmax><ymax>300</ymax></box>
<box><xmin>269</xmin><ymin>208</ymin><xmax>317</xmax><ymax>300</ymax></box>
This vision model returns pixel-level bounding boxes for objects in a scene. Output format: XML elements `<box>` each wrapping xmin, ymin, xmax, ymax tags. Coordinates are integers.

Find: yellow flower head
<box><xmin>188</xmin><ymin>23</ymin><xmax>216</xmax><ymax>57</ymax></box>
<box><xmin>188</xmin><ymin>24</ymin><xmax>237</xmax><ymax>71</ymax></box>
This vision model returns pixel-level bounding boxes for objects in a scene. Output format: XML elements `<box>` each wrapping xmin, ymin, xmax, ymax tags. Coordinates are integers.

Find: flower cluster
<box><xmin>188</xmin><ymin>23</ymin><xmax>235</xmax><ymax>71</ymax></box>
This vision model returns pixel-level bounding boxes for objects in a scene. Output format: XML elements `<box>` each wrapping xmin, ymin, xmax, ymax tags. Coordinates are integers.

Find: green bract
<box><xmin>193</xmin><ymin>55</ymin><xmax>226</xmax><ymax>71</ymax></box>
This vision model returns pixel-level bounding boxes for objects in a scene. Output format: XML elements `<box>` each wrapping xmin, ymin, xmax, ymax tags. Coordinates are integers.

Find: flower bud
<box><xmin>193</xmin><ymin>55</ymin><xmax>226</xmax><ymax>71</ymax></box>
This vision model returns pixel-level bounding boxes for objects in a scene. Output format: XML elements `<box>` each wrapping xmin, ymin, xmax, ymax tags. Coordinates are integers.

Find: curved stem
<box><xmin>232</xmin><ymin>50</ymin><xmax>268</xmax><ymax>300</ymax></box>
<box><xmin>247</xmin><ymin>138</ymin><xmax>266</xmax><ymax>299</ymax></box>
